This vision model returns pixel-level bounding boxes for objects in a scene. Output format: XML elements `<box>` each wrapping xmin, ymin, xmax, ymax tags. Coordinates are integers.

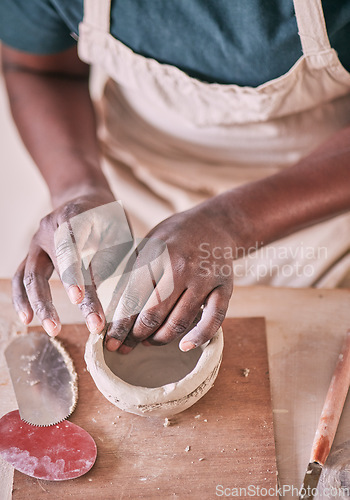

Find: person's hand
<box><xmin>12</xmin><ymin>188</ymin><xmax>133</xmax><ymax>337</ymax></box>
<box><xmin>104</xmin><ymin>196</ymin><xmax>237</xmax><ymax>353</ymax></box>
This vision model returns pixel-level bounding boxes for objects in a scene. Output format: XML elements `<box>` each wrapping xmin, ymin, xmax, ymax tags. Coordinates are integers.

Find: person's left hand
<box><xmin>104</xmin><ymin>196</ymin><xmax>237</xmax><ymax>353</ymax></box>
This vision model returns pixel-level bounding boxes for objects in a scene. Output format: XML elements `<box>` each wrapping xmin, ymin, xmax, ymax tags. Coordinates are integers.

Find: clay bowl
<box><xmin>84</xmin><ymin>328</ymin><xmax>224</xmax><ymax>418</ymax></box>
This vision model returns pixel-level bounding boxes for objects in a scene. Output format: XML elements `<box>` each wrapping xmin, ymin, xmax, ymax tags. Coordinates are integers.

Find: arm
<box><xmin>105</xmin><ymin>127</ymin><xmax>350</xmax><ymax>353</ymax></box>
<box><xmin>2</xmin><ymin>44</ymin><xmax>112</xmax><ymax>207</ymax></box>
<box><xmin>2</xmin><ymin>45</ymin><xmax>118</xmax><ymax>336</ymax></box>
<box><xmin>226</xmin><ymin>127</ymin><xmax>350</xmax><ymax>250</ymax></box>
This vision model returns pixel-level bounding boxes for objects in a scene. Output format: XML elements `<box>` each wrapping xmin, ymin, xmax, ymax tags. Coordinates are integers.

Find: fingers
<box><xmin>14</xmin><ymin>248</ymin><xmax>105</xmax><ymax>337</ymax></box>
<box><xmin>89</xmin><ymin>240</ymin><xmax>133</xmax><ymax>293</ymax></box>
<box><xmin>12</xmin><ymin>199</ymin><xmax>134</xmax><ymax>340</ymax></box>
<box><xmin>179</xmin><ymin>285</ymin><xmax>232</xmax><ymax>352</ymax></box>
<box><xmin>12</xmin><ymin>258</ymin><xmax>34</xmax><ymax>325</ymax></box>
<box><xmin>55</xmin><ymin>201</ymin><xmax>134</xmax><ymax>305</ymax></box>
<box><xmin>138</xmin><ymin>289</ymin><xmax>203</xmax><ymax>346</ymax></box>
<box><xmin>104</xmin><ymin>262</ymin><xmax>161</xmax><ymax>351</ymax></box>
<box><xmin>78</xmin><ymin>280</ymin><xmax>106</xmax><ymax>335</ymax></box>
<box><xmin>131</xmin><ymin>266</ymin><xmax>179</xmax><ymax>335</ymax></box>
<box><xmin>22</xmin><ymin>247</ymin><xmax>61</xmax><ymax>337</ymax></box>
<box><xmin>53</xmin><ymin>221</ymin><xmax>85</xmax><ymax>304</ymax></box>
<box><xmin>104</xmin><ymin>246</ymin><xmax>171</xmax><ymax>351</ymax></box>
<box><xmin>103</xmin><ymin>232</ymin><xmax>232</xmax><ymax>353</ymax></box>
<box><xmin>89</xmin><ymin>210</ymin><xmax>134</xmax><ymax>288</ymax></box>
<box><xmin>108</xmin><ymin>283</ymin><xmax>230</xmax><ymax>353</ymax></box>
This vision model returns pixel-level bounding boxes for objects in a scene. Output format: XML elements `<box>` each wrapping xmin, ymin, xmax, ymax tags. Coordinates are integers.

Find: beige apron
<box><xmin>78</xmin><ymin>0</ymin><xmax>350</xmax><ymax>287</ymax></box>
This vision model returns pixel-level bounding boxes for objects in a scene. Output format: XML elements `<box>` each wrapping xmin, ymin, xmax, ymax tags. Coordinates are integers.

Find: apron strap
<box><xmin>293</xmin><ymin>0</ymin><xmax>331</xmax><ymax>55</ymax></box>
<box><xmin>82</xmin><ymin>0</ymin><xmax>111</xmax><ymax>33</ymax></box>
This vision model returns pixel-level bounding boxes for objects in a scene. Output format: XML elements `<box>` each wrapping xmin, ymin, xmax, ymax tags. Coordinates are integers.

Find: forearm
<box><xmin>217</xmin><ymin>126</ymin><xmax>350</xmax><ymax>252</ymax></box>
<box><xmin>1</xmin><ymin>45</ymin><xmax>113</xmax><ymax>208</ymax></box>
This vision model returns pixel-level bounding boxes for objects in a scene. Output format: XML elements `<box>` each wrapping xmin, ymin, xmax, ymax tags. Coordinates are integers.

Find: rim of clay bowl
<box><xmin>84</xmin><ymin>327</ymin><xmax>224</xmax><ymax>416</ymax></box>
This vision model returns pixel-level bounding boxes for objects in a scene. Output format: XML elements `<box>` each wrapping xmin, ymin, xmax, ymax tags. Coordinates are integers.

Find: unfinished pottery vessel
<box><xmin>84</xmin><ymin>328</ymin><xmax>224</xmax><ymax>418</ymax></box>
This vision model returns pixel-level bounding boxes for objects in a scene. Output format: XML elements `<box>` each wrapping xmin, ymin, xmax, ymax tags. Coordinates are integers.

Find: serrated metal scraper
<box><xmin>5</xmin><ymin>331</ymin><xmax>78</xmax><ymax>426</ymax></box>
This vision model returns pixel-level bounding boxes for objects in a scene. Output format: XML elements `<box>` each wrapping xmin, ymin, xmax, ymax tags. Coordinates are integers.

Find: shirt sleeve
<box><xmin>0</xmin><ymin>0</ymin><xmax>77</xmax><ymax>54</ymax></box>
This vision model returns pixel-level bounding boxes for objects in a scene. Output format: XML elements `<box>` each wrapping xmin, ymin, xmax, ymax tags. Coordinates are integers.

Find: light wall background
<box><xmin>0</xmin><ymin>55</ymin><xmax>51</xmax><ymax>279</ymax></box>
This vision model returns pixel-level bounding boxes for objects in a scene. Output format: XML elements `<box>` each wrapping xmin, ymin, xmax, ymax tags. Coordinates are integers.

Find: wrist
<box><xmin>51</xmin><ymin>181</ymin><xmax>115</xmax><ymax>209</ymax></box>
<box><xmin>203</xmin><ymin>184</ymin><xmax>284</xmax><ymax>257</ymax></box>
<box><xmin>48</xmin><ymin>158</ymin><xmax>115</xmax><ymax>208</ymax></box>
<box><xmin>197</xmin><ymin>192</ymin><xmax>257</xmax><ymax>256</ymax></box>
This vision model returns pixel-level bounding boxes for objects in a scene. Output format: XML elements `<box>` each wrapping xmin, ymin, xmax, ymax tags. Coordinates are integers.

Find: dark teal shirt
<box><xmin>1</xmin><ymin>0</ymin><xmax>350</xmax><ymax>87</ymax></box>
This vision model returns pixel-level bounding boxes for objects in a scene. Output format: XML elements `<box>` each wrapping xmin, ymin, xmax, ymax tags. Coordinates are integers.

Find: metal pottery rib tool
<box><xmin>5</xmin><ymin>331</ymin><xmax>78</xmax><ymax>426</ymax></box>
<box><xmin>299</xmin><ymin>330</ymin><xmax>350</xmax><ymax>500</ymax></box>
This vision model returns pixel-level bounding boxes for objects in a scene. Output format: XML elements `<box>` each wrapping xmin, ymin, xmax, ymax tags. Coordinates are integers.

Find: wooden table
<box><xmin>1</xmin><ymin>279</ymin><xmax>350</xmax><ymax>499</ymax></box>
<box><xmin>12</xmin><ymin>318</ymin><xmax>278</xmax><ymax>499</ymax></box>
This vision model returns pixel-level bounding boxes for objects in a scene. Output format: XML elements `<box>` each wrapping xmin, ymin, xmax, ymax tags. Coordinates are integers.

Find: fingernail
<box><xmin>18</xmin><ymin>311</ymin><xmax>27</xmax><ymax>324</ymax></box>
<box><xmin>180</xmin><ymin>341</ymin><xmax>196</xmax><ymax>352</ymax></box>
<box><xmin>86</xmin><ymin>313</ymin><xmax>103</xmax><ymax>334</ymax></box>
<box><xmin>68</xmin><ymin>285</ymin><xmax>83</xmax><ymax>304</ymax></box>
<box><xmin>43</xmin><ymin>318</ymin><xmax>58</xmax><ymax>337</ymax></box>
<box><xmin>106</xmin><ymin>338</ymin><xmax>121</xmax><ymax>351</ymax></box>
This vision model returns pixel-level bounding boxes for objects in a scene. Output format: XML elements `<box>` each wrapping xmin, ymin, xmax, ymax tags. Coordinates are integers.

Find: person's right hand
<box><xmin>12</xmin><ymin>188</ymin><xmax>133</xmax><ymax>337</ymax></box>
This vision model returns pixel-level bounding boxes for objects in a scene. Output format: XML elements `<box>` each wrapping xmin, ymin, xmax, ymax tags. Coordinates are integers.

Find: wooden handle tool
<box><xmin>300</xmin><ymin>329</ymin><xmax>350</xmax><ymax>499</ymax></box>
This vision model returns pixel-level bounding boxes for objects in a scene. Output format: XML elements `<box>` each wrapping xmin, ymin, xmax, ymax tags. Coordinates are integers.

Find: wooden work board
<box><xmin>13</xmin><ymin>318</ymin><xmax>278</xmax><ymax>500</ymax></box>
